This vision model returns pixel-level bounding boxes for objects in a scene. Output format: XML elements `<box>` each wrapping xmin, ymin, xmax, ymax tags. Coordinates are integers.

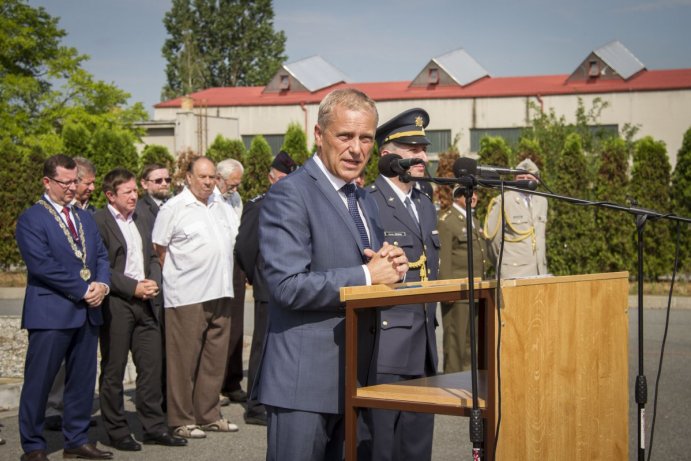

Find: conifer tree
<box><xmin>140</xmin><ymin>144</ymin><xmax>175</xmax><ymax>171</ymax></box>
<box><xmin>546</xmin><ymin>133</ymin><xmax>596</xmax><ymax>275</ymax></box>
<box><xmin>629</xmin><ymin>136</ymin><xmax>674</xmax><ymax>281</ymax></box>
<box><xmin>671</xmin><ymin>128</ymin><xmax>691</xmax><ymax>272</ymax></box>
<box><xmin>591</xmin><ymin>137</ymin><xmax>634</xmax><ymax>273</ymax></box>
<box><xmin>281</xmin><ymin>122</ymin><xmax>310</xmax><ymax>165</ymax></box>
<box><xmin>476</xmin><ymin>136</ymin><xmax>512</xmax><ymax>223</ymax></box>
<box><xmin>242</xmin><ymin>135</ymin><xmax>272</xmax><ymax>201</ymax></box>
<box><xmin>206</xmin><ymin>134</ymin><xmax>246</xmax><ymax>164</ymax></box>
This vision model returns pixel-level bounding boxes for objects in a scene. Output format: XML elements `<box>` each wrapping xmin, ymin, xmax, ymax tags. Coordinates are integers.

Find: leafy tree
<box><xmin>546</xmin><ymin>133</ymin><xmax>596</xmax><ymax>275</ymax></box>
<box><xmin>171</xmin><ymin>148</ymin><xmax>200</xmax><ymax>193</ymax></box>
<box><xmin>242</xmin><ymin>135</ymin><xmax>272</xmax><ymax>201</ymax></box>
<box><xmin>476</xmin><ymin>136</ymin><xmax>512</xmax><ymax>223</ymax></box>
<box><xmin>206</xmin><ymin>134</ymin><xmax>246</xmax><ymax>164</ymax></box>
<box><xmin>161</xmin><ymin>0</ymin><xmax>287</xmax><ymax>100</ymax></box>
<box><xmin>629</xmin><ymin>137</ymin><xmax>674</xmax><ymax>281</ymax></box>
<box><xmin>362</xmin><ymin>144</ymin><xmax>380</xmax><ymax>187</ymax></box>
<box><xmin>671</xmin><ymin>128</ymin><xmax>691</xmax><ymax>272</ymax></box>
<box><xmin>281</xmin><ymin>122</ymin><xmax>310</xmax><ymax>165</ymax></box>
<box><xmin>1</xmin><ymin>0</ymin><xmax>146</xmax><ymax>266</ymax></box>
<box><xmin>140</xmin><ymin>144</ymin><xmax>175</xmax><ymax>171</ymax></box>
<box><xmin>591</xmin><ymin>137</ymin><xmax>634</xmax><ymax>273</ymax></box>
<box><xmin>86</xmin><ymin>127</ymin><xmax>140</xmax><ymax>207</ymax></box>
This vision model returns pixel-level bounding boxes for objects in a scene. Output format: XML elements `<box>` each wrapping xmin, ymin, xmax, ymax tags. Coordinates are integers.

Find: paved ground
<box><xmin>1</xmin><ymin>288</ymin><xmax>690</xmax><ymax>460</ymax></box>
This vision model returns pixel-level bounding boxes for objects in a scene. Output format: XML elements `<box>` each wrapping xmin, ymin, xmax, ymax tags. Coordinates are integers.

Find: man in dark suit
<box><xmin>363</xmin><ymin>108</ymin><xmax>440</xmax><ymax>461</ymax></box>
<box><xmin>94</xmin><ymin>168</ymin><xmax>187</xmax><ymax>452</ymax></box>
<box><xmin>256</xmin><ymin>88</ymin><xmax>409</xmax><ymax>461</ymax></box>
<box><xmin>16</xmin><ymin>154</ymin><xmax>112</xmax><ymax>461</ymax></box>
<box><xmin>236</xmin><ymin>150</ymin><xmax>296</xmax><ymax>426</ymax></box>
<box><xmin>136</xmin><ymin>163</ymin><xmax>171</xmax><ymax>228</ymax></box>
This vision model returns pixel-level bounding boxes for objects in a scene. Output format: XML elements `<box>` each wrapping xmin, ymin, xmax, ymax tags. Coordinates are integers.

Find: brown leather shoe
<box><xmin>63</xmin><ymin>443</ymin><xmax>113</xmax><ymax>459</ymax></box>
<box><xmin>20</xmin><ymin>450</ymin><xmax>49</xmax><ymax>461</ymax></box>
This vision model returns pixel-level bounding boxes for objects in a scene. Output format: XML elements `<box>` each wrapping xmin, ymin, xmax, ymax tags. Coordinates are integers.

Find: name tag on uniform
<box><xmin>385</xmin><ymin>231</ymin><xmax>406</xmax><ymax>237</ymax></box>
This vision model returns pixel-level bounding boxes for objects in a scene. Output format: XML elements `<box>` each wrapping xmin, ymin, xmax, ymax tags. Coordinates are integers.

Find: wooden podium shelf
<box><xmin>341</xmin><ymin>272</ymin><xmax>629</xmax><ymax>461</ymax></box>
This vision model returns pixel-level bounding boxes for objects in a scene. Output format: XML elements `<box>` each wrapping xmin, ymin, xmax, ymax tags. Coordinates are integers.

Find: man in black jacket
<box><xmin>235</xmin><ymin>151</ymin><xmax>296</xmax><ymax>426</ymax></box>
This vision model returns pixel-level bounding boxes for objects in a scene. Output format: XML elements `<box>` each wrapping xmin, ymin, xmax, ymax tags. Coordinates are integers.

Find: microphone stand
<box><xmin>408</xmin><ymin>173</ymin><xmax>690</xmax><ymax>461</ymax></box>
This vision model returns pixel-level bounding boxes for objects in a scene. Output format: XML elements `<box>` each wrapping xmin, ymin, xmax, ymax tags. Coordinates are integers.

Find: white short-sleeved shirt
<box><xmin>152</xmin><ymin>187</ymin><xmax>239</xmax><ymax>307</ymax></box>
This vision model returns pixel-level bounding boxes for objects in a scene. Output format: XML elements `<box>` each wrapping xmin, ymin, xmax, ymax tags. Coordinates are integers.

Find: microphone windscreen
<box><xmin>378</xmin><ymin>153</ymin><xmax>402</xmax><ymax>178</ymax></box>
<box><xmin>453</xmin><ymin>157</ymin><xmax>477</xmax><ymax>177</ymax></box>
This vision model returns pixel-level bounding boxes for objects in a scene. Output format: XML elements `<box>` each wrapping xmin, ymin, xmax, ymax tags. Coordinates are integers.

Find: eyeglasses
<box><xmin>49</xmin><ymin>177</ymin><xmax>79</xmax><ymax>188</ymax></box>
<box><xmin>147</xmin><ymin>177</ymin><xmax>172</xmax><ymax>185</ymax></box>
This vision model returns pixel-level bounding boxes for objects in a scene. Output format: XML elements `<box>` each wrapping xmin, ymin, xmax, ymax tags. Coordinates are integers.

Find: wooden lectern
<box><xmin>341</xmin><ymin>272</ymin><xmax>629</xmax><ymax>460</ymax></box>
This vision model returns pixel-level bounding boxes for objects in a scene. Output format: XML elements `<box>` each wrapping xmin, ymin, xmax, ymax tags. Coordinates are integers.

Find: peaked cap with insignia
<box><xmin>376</xmin><ymin>108</ymin><xmax>431</xmax><ymax>147</ymax></box>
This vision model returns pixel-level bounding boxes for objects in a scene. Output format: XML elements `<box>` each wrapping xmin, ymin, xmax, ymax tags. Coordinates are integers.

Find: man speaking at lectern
<box><xmin>255</xmin><ymin>88</ymin><xmax>408</xmax><ymax>461</ymax></box>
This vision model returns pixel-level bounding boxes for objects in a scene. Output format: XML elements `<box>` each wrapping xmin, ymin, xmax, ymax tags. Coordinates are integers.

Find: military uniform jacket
<box><xmin>484</xmin><ymin>190</ymin><xmax>548</xmax><ymax>278</ymax></box>
<box><xmin>367</xmin><ymin>176</ymin><xmax>440</xmax><ymax>376</ymax></box>
<box><xmin>437</xmin><ymin>205</ymin><xmax>489</xmax><ymax>281</ymax></box>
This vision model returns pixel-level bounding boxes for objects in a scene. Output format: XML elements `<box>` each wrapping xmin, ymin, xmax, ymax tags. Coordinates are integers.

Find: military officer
<box><xmin>363</xmin><ymin>108</ymin><xmax>440</xmax><ymax>461</ymax></box>
<box><xmin>483</xmin><ymin>158</ymin><xmax>548</xmax><ymax>278</ymax></box>
<box><xmin>437</xmin><ymin>187</ymin><xmax>490</xmax><ymax>373</ymax></box>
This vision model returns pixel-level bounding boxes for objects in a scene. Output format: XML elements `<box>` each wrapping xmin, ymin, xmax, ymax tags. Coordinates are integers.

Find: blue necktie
<box><xmin>404</xmin><ymin>196</ymin><xmax>418</xmax><ymax>224</ymax></box>
<box><xmin>341</xmin><ymin>184</ymin><xmax>370</xmax><ymax>249</ymax></box>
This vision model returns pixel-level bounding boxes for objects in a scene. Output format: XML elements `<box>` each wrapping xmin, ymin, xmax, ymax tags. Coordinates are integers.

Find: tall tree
<box><xmin>140</xmin><ymin>144</ymin><xmax>176</xmax><ymax>171</ymax></box>
<box><xmin>161</xmin><ymin>0</ymin><xmax>287</xmax><ymax>100</ymax></box>
<box><xmin>476</xmin><ymin>136</ymin><xmax>512</xmax><ymax>223</ymax></box>
<box><xmin>629</xmin><ymin>136</ymin><xmax>674</xmax><ymax>281</ymax></box>
<box><xmin>591</xmin><ymin>137</ymin><xmax>634</xmax><ymax>274</ymax></box>
<box><xmin>242</xmin><ymin>135</ymin><xmax>272</xmax><ymax>201</ymax></box>
<box><xmin>671</xmin><ymin>128</ymin><xmax>691</xmax><ymax>272</ymax></box>
<box><xmin>206</xmin><ymin>134</ymin><xmax>246</xmax><ymax>164</ymax></box>
<box><xmin>281</xmin><ymin>122</ymin><xmax>310</xmax><ymax>165</ymax></box>
<box><xmin>546</xmin><ymin>133</ymin><xmax>596</xmax><ymax>275</ymax></box>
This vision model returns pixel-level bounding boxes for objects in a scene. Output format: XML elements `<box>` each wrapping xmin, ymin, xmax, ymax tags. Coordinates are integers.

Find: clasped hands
<box><xmin>84</xmin><ymin>282</ymin><xmax>108</xmax><ymax>307</ymax></box>
<box><xmin>134</xmin><ymin>279</ymin><xmax>160</xmax><ymax>301</ymax></box>
<box><xmin>365</xmin><ymin>242</ymin><xmax>409</xmax><ymax>285</ymax></box>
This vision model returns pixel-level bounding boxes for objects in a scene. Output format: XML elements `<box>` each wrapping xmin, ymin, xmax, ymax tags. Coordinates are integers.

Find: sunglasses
<box><xmin>148</xmin><ymin>177</ymin><xmax>172</xmax><ymax>185</ymax></box>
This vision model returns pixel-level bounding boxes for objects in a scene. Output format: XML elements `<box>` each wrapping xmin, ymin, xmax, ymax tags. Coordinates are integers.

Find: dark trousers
<box><xmin>360</xmin><ymin>373</ymin><xmax>434</xmax><ymax>461</ymax></box>
<box><xmin>266</xmin><ymin>405</ymin><xmax>344</xmax><ymax>461</ymax></box>
<box><xmin>19</xmin><ymin>324</ymin><xmax>99</xmax><ymax>453</ymax></box>
<box><xmin>246</xmin><ymin>299</ymin><xmax>268</xmax><ymax>415</ymax></box>
<box><xmin>222</xmin><ymin>262</ymin><xmax>246</xmax><ymax>393</ymax></box>
<box><xmin>99</xmin><ymin>298</ymin><xmax>166</xmax><ymax>441</ymax></box>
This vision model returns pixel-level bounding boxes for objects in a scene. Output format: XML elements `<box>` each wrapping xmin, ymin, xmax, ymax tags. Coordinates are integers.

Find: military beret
<box><xmin>271</xmin><ymin>150</ymin><xmax>297</xmax><ymax>174</ymax></box>
<box><xmin>376</xmin><ymin>108</ymin><xmax>431</xmax><ymax>147</ymax></box>
<box><xmin>515</xmin><ymin>158</ymin><xmax>539</xmax><ymax>175</ymax></box>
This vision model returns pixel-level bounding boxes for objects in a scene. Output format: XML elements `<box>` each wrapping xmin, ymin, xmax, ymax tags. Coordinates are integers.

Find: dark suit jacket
<box><xmin>367</xmin><ymin>176</ymin><xmax>440</xmax><ymax>376</ymax></box>
<box><xmin>93</xmin><ymin>208</ymin><xmax>162</xmax><ymax>321</ymax></box>
<box><xmin>234</xmin><ymin>194</ymin><xmax>268</xmax><ymax>301</ymax></box>
<box><xmin>256</xmin><ymin>156</ymin><xmax>384</xmax><ymax>414</ymax></box>
<box><xmin>135</xmin><ymin>194</ymin><xmax>160</xmax><ymax>232</ymax></box>
<box><xmin>16</xmin><ymin>199</ymin><xmax>110</xmax><ymax>330</ymax></box>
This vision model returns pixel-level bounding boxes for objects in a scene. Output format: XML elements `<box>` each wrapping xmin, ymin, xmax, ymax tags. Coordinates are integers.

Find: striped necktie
<box><xmin>341</xmin><ymin>184</ymin><xmax>370</xmax><ymax>249</ymax></box>
<box><xmin>61</xmin><ymin>206</ymin><xmax>79</xmax><ymax>241</ymax></box>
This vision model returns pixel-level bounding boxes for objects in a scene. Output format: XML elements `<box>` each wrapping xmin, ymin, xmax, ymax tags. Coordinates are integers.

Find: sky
<box><xmin>28</xmin><ymin>0</ymin><xmax>691</xmax><ymax>117</ymax></box>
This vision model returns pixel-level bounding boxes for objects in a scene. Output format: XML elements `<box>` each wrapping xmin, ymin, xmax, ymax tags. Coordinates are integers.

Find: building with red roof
<box><xmin>139</xmin><ymin>41</ymin><xmax>691</xmax><ymax>165</ymax></box>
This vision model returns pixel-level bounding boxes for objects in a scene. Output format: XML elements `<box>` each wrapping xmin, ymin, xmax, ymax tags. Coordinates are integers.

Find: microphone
<box><xmin>378</xmin><ymin>154</ymin><xmax>425</xmax><ymax>177</ymax></box>
<box><xmin>453</xmin><ymin>157</ymin><xmax>529</xmax><ymax>178</ymax></box>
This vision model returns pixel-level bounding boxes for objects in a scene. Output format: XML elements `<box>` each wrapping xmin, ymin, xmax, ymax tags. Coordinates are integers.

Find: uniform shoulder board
<box><xmin>249</xmin><ymin>193</ymin><xmax>265</xmax><ymax>203</ymax></box>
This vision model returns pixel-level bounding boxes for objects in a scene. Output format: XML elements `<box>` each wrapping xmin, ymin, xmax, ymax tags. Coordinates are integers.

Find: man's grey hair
<box><xmin>317</xmin><ymin>88</ymin><xmax>378</xmax><ymax>130</ymax></box>
<box><xmin>217</xmin><ymin>158</ymin><xmax>244</xmax><ymax>179</ymax></box>
<box><xmin>73</xmin><ymin>156</ymin><xmax>96</xmax><ymax>178</ymax></box>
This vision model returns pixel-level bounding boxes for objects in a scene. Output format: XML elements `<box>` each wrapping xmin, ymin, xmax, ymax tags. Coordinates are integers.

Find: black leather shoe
<box><xmin>244</xmin><ymin>411</ymin><xmax>267</xmax><ymax>426</ymax></box>
<box><xmin>63</xmin><ymin>443</ymin><xmax>114</xmax><ymax>459</ymax></box>
<box><xmin>110</xmin><ymin>434</ymin><xmax>142</xmax><ymax>452</ymax></box>
<box><xmin>44</xmin><ymin>415</ymin><xmax>62</xmax><ymax>431</ymax></box>
<box><xmin>20</xmin><ymin>450</ymin><xmax>48</xmax><ymax>461</ymax></box>
<box><xmin>142</xmin><ymin>431</ymin><xmax>187</xmax><ymax>446</ymax></box>
<box><xmin>223</xmin><ymin>388</ymin><xmax>247</xmax><ymax>402</ymax></box>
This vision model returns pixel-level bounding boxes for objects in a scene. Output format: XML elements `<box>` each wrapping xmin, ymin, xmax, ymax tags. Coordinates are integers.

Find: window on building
<box><xmin>426</xmin><ymin>129</ymin><xmax>452</xmax><ymax>154</ymax></box>
<box><xmin>242</xmin><ymin>134</ymin><xmax>285</xmax><ymax>156</ymax></box>
<box><xmin>470</xmin><ymin>128</ymin><xmax>524</xmax><ymax>153</ymax></box>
